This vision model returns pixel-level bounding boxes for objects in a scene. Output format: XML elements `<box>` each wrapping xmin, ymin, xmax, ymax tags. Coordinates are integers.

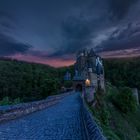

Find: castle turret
<box><xmin>88</xmin><ymin>49</ymin><xmax>96</xmax><ymax>73</ymax></box>
<box><xmin>73</xmin><ymin>48</ymin><xmax>105</xmax><ymax>92</ymax></box>
<box><xmin>96</xmin><ymin>56</ymin><xmax>105</xmax><ymax>91</ymax></box>
<box><xmin>75</xmin><ymin>49</ymin><xmax>87</xmax><ymax>77</ymax></box>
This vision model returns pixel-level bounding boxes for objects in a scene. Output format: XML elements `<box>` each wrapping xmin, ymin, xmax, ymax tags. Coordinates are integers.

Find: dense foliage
<box><xmin>104</xmin><ymin>57</ymin><xmax>140</xmax><ymax>89</ymax></box>
<box><xmin>112</xmin><ymin>87</ymin><xmax>137</xmax><ymax>113</ymax></box>
<box><xmin>0</xmin><ymin>59</ymin><xmax>63</xmax><ymax>103</ymax></box>
<box><xmin>91</xmin><ymin>57</ymin><xmax>140</xmax><ymax>140</ymax></box>
<box><xmin>91</xmin><ymin>85</ymin><xmax>140</xmax><ymax>140</ymax></box>
<box><xmin>0</xmin><ymin>97</ymin><xmax>21</xmax><ymax>105</ymax></box>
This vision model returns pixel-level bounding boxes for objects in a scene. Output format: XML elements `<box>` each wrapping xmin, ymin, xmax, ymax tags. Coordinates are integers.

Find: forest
<box><xmin>0</xmin><ymin>58</ymin><xmax>72</xmax><ymax>104</ymax></box>
<box><xmin>104</xmin><ymin>57</ymin><xmax>140</xmax><ymax>90</ymax></box>
<box><xmin>92</xmin><ymin>57</ymin><xmax>140</xmax><ymax>140</ymax></box>
<box><xmin>0</xmin><ymin>58</ymin><xmax>73</xmax><ymax>105</ymax></box>
<box><xmin>1</xmin><ymin>57</ymin><xmax>140</xmax><ymax>105</ymax></box>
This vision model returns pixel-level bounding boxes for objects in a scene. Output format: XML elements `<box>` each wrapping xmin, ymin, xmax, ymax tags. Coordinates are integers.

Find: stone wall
<box><xmin>0</xmin><ymin>92</ymin><xmax>72</xmax><ymax>123</ymax></box>
<box><xmin>84</xmin><ymin>86</ymin><xmax>95</xmax><ymax>103</ymax></box>
<box><xmin>81</xmin><ymin>98</ymin><xmax>106</xmax><ymax>140</ymax></box>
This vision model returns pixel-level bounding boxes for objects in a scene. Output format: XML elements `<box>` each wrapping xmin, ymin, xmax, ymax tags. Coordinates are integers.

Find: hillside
<box><xmin>90</xmin><ymin>84</ymin><xmax>140</xmax><ymax>140</ymax></box>
<box><xmin>90</xmin><ymin>57</ymin><xmax>140</xmax><ymax>140</ymax></box>
<box><xmin>1</xmin><ymin>57</ymin><xmax>140</xmax><ymax>140</ymax></box>
<box><xmin>0</xmin><ymin>59</ymin><xmax>65</xmax><ymax>105</ymax></box>
<box><xmin>104</xmin><ymin>57</ymin><xmax>140</xmax><ymax>90</ymax></box>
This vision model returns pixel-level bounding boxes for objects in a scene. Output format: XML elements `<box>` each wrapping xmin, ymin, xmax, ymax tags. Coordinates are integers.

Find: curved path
<box><xmin>0</xmin><ymin>93</ymin><xmax>88</xmax><ymax>140</ymax></box>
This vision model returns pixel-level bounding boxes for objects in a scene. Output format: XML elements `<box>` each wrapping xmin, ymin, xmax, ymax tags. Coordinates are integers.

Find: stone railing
<box><xmin>0</xmin><ymin>92</ymin><xmax>72</xmax><ymax>123</ymax></box>
<box><xmin>81</xmin><ymin>98</ymin><xmax>106</xmax><ymax>140</ymax></box>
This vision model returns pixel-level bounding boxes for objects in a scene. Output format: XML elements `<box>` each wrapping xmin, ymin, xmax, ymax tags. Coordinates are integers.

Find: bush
<box><xmin>0</xmin><ymin>97</ymin><xmax>22</xmax><ymax>106</ymax></box>
<box><xmin>63</xmin><ymin>81</ymin><xmax>73</xmax><ymax>88</ymax></box>
<box><xmin>103</xmin><ymin>128</ymin><xmax>121</xmax><ymax>140</ymax></box>
<box><xmin>0</xmin><ymin>97</ymin><xmax>11</xmax><ymax>105</ymax></box>
<box><xmin>99</xmin><ymin>108</ymin><xmax>110</xmax><ymax>126</ymax></box>
<box><xmin>13</xmin><ymin>98</ymin><xmax>21</xmax><ymax>104</ymax></box>
<box><xmin>112</xmin><ymin>87</ymin><xmax>137</xmax><ymax>113</ymax></box>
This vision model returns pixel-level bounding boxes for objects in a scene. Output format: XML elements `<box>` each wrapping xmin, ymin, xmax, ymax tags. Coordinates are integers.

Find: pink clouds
<box><xmin>6</xmin><ymin>47</ymin><xmax>140</xmax><ymax>67</ymax></box>
<box><xmin>9</xmin><ymin>54</ymin><xmax>75</xmax><ymax>67</ymax></box>
<box><xmin>99</xmin><ymin>47</ymin><xmax>140</xmax><ymax>58</ymax></box>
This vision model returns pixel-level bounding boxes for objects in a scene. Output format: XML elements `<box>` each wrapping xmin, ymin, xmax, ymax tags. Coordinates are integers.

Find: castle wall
<box><xmin>85</xmin><ymin>86</ymin><xmax>95</xmax><ymax>103</ymax></box>
<box><xmin>74</xmin><ymin>49</ymin><xmax>105</xmax><ymax>93</ymax></box>
<box><xmin>88</xmin><ymin>72</ymin><xmax>98</xmax><ymax>88</ymax></box>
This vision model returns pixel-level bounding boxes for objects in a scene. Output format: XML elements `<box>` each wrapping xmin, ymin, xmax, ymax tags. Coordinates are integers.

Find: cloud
<box><xmin>49</xmin><ymin>17</ymin><xmax>92</xmax><ymax>57</ymax></box>
<box><xmin>9</xmin><ymin>53</ymin><xmax>74</xmax><ymax>67</ymax></box>
<box><xmin>108</xmin><ymin>0</ymin><xmax>138</xmax><ymax>20</ymax></box>
<box><xmin>1</xmin><ymin>0</ymin><xmax>140</xmax><ymax>64</ymax></box>
<box><xmin>0</xmin><ymin>11</ymin><xmax>16</xmax><ymax>30</ymax></box>
<box><xmin>47</xmin><ymin>0</ymin><xmax>140</xmax><ymax>59</ymax></box>
<box><xmin>0</xmin><ymin>11</ymin><xmax>31</xmax><ymax>56</ymax></box>
<box><xmin>0</xmin><ymin>33</ymin><xmax>31</xmax><ymax>56</ymax></box>
<box><xmin>100</xmin><ymin>47</ymin><xmax>140</xmax><ymax>58</ymax></box>
<box><xmin>48</xmin><ymin>0</ymin><xmax>109</xmax><ymax>58</ymax></box>
<box><xmin>96</xmin><ymin>22</ymin><xmax>140</xmax><ymax>52</ymax></box>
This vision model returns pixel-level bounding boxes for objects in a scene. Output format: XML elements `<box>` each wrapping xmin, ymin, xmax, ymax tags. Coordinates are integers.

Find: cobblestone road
<box><xmin>0</xmin><ymin>92</ymin><xmax>88</xmax><ymax>140</ymax></box>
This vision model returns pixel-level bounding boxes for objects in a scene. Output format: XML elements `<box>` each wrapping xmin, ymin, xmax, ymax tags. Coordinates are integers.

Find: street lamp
<box><xmin>85</xmin><ymin>79</ymin><xmax>91</xmax><ymax>87</ymax></box>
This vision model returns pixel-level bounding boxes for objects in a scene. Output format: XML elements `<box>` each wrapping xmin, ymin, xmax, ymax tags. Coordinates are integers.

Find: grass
<box><xmin>89</xmin><ymin>84</ymin><xmax>140</xmax><ymax>140</ymax></box>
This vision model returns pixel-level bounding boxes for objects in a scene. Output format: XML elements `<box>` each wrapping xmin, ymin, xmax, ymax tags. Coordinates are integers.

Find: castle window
<box><xmin>88</xmin><ymin>68</ymin><xmax>92</xmax><ymax>72</ymax></box>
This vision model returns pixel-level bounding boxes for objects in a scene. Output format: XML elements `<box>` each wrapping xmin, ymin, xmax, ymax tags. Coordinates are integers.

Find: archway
<box><xmin>75</xmin><ymin>84</ymin><xmax>83</xmax><ymax>92</ymax></box>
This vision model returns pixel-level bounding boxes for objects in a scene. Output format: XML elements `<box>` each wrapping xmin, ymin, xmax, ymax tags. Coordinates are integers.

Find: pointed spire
<box><xmin>89</xmin><ymin>48</ymin><xmax>96</xmax><ymax>57</ymax></box>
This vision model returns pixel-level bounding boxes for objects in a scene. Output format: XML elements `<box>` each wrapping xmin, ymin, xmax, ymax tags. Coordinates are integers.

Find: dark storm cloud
<box><xmin>97</xmin><ymin>22</ymin><xmax>140</xmax><ymax>52</ymax></box>
<box><xmin>0</xmin><ymin>33</ymin><xmax>31</xmax><ymax>56</ymax></box>
<box><xmin>49</xmin><ymin>16</ymin><xmax>93</xmax><ymax>58</ymax></box>
<box><xmin>0</xmin><ymin>10</ymin><xmax>30</xmax><ymax>56</ymax></box>
<box><xmin>48</xmin><ymin>0</ymin><xmax>109</xmax><ymax>58</ymax></box>
<box><xmin>0</xmin><ymin>11</ymin><xmax>14</xmax><ymax>21</ymax></box>
<box><xmin>48</xmin><ymin>0</ymin><xmax>140</xmax><ymax>59</ymax></box>
<box><xmin>0</xmin><ymin>0</ymin><xmax>140</xmax><ymax>62</ymax></box>
<box><xmin>0</xmin><ymin>11</ymin><xmax>16</xmax><ymax>29</ymax></box>
<box><xmin>108</xmin><ymin>0</ymin><xmax>138</xmax><ymax>20</ymax></box>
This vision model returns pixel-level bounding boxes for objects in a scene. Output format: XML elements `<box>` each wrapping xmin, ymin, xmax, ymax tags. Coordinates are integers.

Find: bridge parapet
<box><xmin>0</xmin><ymin>92</ymin><xmax>72</xmax><ymax>123</ymax></box>
<box><xmin>81</xmin><ymin>98</ymin><xmax>106</xmax><ymax>140</ymax></box>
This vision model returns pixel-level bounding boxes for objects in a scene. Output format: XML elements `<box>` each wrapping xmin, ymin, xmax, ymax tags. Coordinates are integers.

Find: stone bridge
<box><xmin>0</xmin><ymin>92</ymin><xmax>106</xmax><ymax>140</ymax></box>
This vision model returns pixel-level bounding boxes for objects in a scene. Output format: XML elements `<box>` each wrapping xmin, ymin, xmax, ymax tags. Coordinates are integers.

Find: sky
<box><xmin>0</xmin><ymin>0</ymin><xmax>140</xmax><ymax>67</ymax></box>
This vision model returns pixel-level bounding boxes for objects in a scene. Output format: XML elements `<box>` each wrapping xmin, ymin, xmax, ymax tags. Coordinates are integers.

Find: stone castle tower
<box><xmin>73</xmin><ymin>48</ymin><xmax>105</xmax><ymax>92</ymax></box>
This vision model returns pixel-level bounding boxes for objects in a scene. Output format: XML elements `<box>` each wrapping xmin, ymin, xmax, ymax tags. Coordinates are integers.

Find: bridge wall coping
<box><xmin>0</xmin><ymin>92</ymin><xmax>72</xmax><ymax>123</ymax></box>
<box><xmin>81</xmin><ymin>97</ymin><xmax>106</xmax><ymax>140</ymax></box>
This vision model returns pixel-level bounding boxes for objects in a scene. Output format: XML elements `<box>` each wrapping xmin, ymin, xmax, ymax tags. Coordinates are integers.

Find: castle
<box><xmin>73</xmin><ymin>48</ymin><xmax>105</xmax><ymax>92</ymax></box>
